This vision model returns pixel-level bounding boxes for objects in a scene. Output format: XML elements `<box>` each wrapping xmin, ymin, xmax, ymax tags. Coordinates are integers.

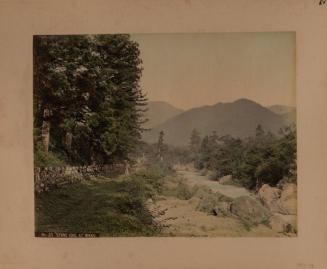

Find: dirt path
<box><xmin>177</xmin><ymin>169</ymin><xmax>251</xmax><ymax>199</ymax></box>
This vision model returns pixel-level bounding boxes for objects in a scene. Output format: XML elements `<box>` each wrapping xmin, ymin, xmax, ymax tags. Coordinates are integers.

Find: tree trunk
<box><xmin>90</xmin><ymin>147</ymin><xmax>96</xmax><ymax>165</ymax></box>
<box><xmin>124</xmin><ymin>160</ymin><xmax>130</xmax><ymax>176</ymax></box>
<box><xmin>64</xmin><ymin>131</ymin><xmax>73</xmax><ymax>151</ymax></box>
<box><xmin>255</xmin><ymin>178</ymin><xmax>259</xmax><ymax>193</ymax></box>
<box><xmin>41</xmin><ymin>108</ymin><xmax>50</xmax><ymax>153</ymax></box>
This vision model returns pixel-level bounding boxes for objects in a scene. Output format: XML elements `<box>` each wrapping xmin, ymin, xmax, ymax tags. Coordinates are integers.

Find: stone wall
<box><xmin>34</xmin><ymin>164</ymin><xmax>124</xmax><ymax>194</ymax></box>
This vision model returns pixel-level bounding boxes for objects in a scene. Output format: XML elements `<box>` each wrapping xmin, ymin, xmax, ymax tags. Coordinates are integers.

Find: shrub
<box><xmin>34</xmin><ymin>144</ymin><xmax>65</xmax><ymax>167</ymax></box>
<box><xmin>197</xmin><ymin>126</ymin><xmax>297</xmax><ymax>189</ymax></box>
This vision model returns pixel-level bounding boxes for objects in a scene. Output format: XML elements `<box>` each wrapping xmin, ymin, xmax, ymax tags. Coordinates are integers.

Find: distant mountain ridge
<box><xmin>268</xmin><ymin>105</ymin><xmax>296</xmax><ymax>125</ymax></box>
<box><xmin>268</xmin><ymin>105</ymin><xmax>295</xmax><ymax>115</ymax></box>
<box><xmin>144</xmin><ymin>101</ymin><xmax>183</xmax><ymax>128</ymax></box>
<box><xmin>142</xmin><ymin>98</ymin><xmax>295</xmax><ymax>146</ymax></box>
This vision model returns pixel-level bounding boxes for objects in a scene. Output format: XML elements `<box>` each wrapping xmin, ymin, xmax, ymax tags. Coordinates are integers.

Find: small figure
<box><xmin>124</xmin><ymin>160</ymin><xmax>130</xmax><ymax>176</ymax></box>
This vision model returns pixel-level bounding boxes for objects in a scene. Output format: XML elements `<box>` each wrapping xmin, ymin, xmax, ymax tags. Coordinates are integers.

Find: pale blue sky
<box><xmin>131</xmin><ymin>32</ymin><xmax>295</xmax><ymax>110</ymax></box>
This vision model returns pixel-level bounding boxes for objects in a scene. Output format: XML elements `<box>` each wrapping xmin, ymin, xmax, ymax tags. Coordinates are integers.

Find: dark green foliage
<box><xmin>196</xmin><ymin>131</ymin><xmax>225</xmax><ymax>171</ymax></box>
<box><xmin>125</xmin><ymin>168</ymin><xmax>168</xmax><ymax>197</ymax></box>
<box><xmin>196</xmin><ymin>125</ymin><xmax>297</xmax><ymax>189</ymax></box>
<box><xmin>34</xmin><ymin>34</ymin><xmax>146</xmax><ymax>166</ymax></box>
<box><xmin>156</xmin><ymin>130</ymin><xmax>165</xmax><ymax>160</ymax></box>
<box><xmin>236</xmin><ymin>125</ymin><xmax>296</xmax><ymax>189</ymax></box>
<box><xmin>34</xmin><ymin>142</ymin><xmax>65</xmax><ymax>167</ymax></box>
<box><xmin>189</xmin><ymin>128</ymin><xmax>201</xmax><ymax>156</ymax></box>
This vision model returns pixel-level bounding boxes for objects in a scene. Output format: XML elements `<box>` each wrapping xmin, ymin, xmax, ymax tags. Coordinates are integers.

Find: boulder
<box><xmin>277</xmin><ymin>183</ymin><xmax>297</xmax><ymax>215</ymax></box>
<box><xmin>230</xmin><ymin>196</ymin><xmax>271</xmax><ymax>224</ymax></box>
<box><xmin>219</xmin><ymin>175</ymin><xmax>233</xmax><ymax>185</ymax></box>
<box><xmin>269</xmin><ymin>213</ymin><xmax>297</xmax><ymax>233</ymax></box>
<box><xmin>196</xmin><ymin>192</ymin><xmax>232</xmax><ymax>214</ymax></box>
<box><xmin>213</xmin><ymin>201</ymin><xmax>232</xmax><ymax>216</ymax></box>
<box><xmin>258</xmin><ymin>184</ymin><xmax>281</xmax><ymax>213</ymax></box>
<box><xmin>145</xmin><ymin>198</ymin><xmax>154</xmax><ymax>205</ymax></box>
<box><xmin>258</xmin><ymin>183</ymin><xmax>297</xmax><ymax>215</ymax></box>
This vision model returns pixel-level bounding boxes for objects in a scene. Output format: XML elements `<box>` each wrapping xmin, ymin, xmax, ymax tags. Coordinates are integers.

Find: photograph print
<box><xmin>34</xmin><ymin>32</ymin><xmax>297</xmax><ymax>237</ymax></box>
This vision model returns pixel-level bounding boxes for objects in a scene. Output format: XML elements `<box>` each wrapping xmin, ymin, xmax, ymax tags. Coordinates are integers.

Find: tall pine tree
<box><xmin>34</xmin><ymin>34</ymin><xmax>147</xmax><ymax>166</ymax></box>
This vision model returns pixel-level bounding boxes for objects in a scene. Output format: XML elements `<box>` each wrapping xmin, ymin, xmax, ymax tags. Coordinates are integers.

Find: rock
<box><xmin>258</xmin><ymin>183</ymin><xmax>297</xmax><ymax>215</ymax></box>
<box><xmin>277</xmin><ymin>183</ymin><xmax>297</xmax><ymax>215</ymax></box>
<box><xmin>269</xmin><ymin>213</ymin><xmax>297</xmax><ymax>233</ymax></box>
<box><xmin>230</xmin><ymin>196</ymin><xmax>271</xmax><ymax>224</ymax></box>
<box><xmin>258</xmin><ymin>184</ymin><xmax>281</xmax><ymax>213</ymax></box>
<box><xmin>196</xmin><ymin>192</ymin><xmax>232</xmax><ymax>214</ymax></box>
<box><xmin>146</xmin><ymin>198</ymin><xmax>153</xmax><ymax>204</ymax></box>
<box><xmin>219</xmin><ymin>175</ymin><xmax>233</xmax><ymax>185</ymax></box>
<box><xmin>196</xmin><ymin>194</ymin><xmax>220</xmax><ymax>214</ymax></box>
<box><xmin>213</xmin><ymin>201</ymin><xmax>232</xmax><ymax>216</ymax></box>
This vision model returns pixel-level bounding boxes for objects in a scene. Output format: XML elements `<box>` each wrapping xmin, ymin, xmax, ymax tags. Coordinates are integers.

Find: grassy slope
<box><xmin>35</xmin><ymin>167</ymin><xmax>286</xmax><ymax>237</ymax></box>
<box><xmin>35</xmin><ymin>170</ymin><xmax>167</xmax><ymax>236</ymax></box>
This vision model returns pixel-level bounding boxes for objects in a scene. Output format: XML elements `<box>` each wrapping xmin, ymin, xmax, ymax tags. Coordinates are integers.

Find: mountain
<box><xmin>268</xmin><ymin>105</ymin><xmax>296</xmax><ymax>125</ymax></box>
<box><xmin>268</xmin><ymin>105</ymin><xmax>295</xmax><ymax>115</ymax></box>
<box><xmin>144</xmin><ymin>101</ymin><xmax>183</xmax><ymax>128</ymax></box>
<box><xmin>142</xmin><ymin>98</ymin><xmax>291</xmax><ymax>146</ymax></box>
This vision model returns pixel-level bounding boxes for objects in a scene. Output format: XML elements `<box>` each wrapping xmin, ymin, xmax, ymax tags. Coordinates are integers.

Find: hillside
<box><xmin>268</xmin><ymin>105</ymin><xmax>295</xmax><ymax>115</ymax></box>
<box><xmin>142</xmin><ymin>98</ymin><xmax>290</xmax><ymax>146</ymax></box>
<box><xmin>268</xmin><ymin>105</ymin><xmax>296</xmax><ymax>125</ymax></box>
<box><xmin>144</xmin><ymin>101</ymin><xmax>183</xmax><ymax>128</ymax></box>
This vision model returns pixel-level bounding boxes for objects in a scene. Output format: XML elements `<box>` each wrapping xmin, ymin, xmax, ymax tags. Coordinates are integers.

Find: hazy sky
<box><xmin>131</xmin><ymin>32</ymin><xmax>295</xmax><ymax>110</ymax></box>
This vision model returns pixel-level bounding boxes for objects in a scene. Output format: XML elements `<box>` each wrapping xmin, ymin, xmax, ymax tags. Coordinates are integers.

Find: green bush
<box><xmin>34</xmin><ymin>144</ymin><xmax>65</xmax><ymax>167</ymax></box>
<box><xmin>126</xmin><ymin>168</ymin><xmax>167</xmax><ymax>197</ymax></box>
<box><xmin>196</xmin><ymin>126</ymin><xmax>297</xmax><ymax>189</ymax></box>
